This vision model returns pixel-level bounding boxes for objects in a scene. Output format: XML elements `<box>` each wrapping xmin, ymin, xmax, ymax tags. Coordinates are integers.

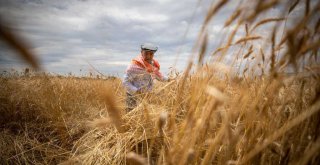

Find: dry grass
<box><xmin>1</xmin><ymin>0</ymin><xmax>320</xmax><ymax>164</ymax></box>
<box><xmin>1</xmin><ymin>69</ymin><xmax>319</xmax><ymax>164</ymax></box>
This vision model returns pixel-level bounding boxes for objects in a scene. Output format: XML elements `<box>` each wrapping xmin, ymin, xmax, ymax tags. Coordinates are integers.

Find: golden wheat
<box><xmin>1</xmin><ymin>0</ymin><xmax>319</xmax><ymax>164</ymax></box>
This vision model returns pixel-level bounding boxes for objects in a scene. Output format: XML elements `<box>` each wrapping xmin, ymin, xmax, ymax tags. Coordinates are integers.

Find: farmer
<box><xmin>123</xmin><ymin>43</ymin><xmax>168</xmax><ymax>111</ymax></box>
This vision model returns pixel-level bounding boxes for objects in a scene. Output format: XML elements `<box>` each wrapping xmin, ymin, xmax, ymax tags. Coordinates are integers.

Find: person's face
<box><xmin>141</xmin><ymin>50</ymin><xmax>154</xmax><ymax>62</ymax></box>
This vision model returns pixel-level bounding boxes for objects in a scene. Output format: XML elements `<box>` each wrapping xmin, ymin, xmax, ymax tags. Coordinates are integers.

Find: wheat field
<box><xmin>1</xmin><ymin>0</ymin><xmax>320</xmax><ymax>164</ymax></box>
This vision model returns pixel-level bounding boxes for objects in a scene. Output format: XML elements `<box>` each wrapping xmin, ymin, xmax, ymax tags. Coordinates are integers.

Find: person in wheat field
<box><xmin>123</xmin><ymin>43</ymin><xmax>168</xmax><ymax>111</ymax></box>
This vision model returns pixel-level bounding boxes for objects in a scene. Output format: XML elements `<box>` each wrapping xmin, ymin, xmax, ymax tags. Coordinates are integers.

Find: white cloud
<box><xmin>102</xmin><ymin>61</ymin><xmax>129</xmax><ymax>66</ymax></box>
<box><xmin>106</xmin><ymin>7</ymin><xmax>168</xmax><ymax>23</ymax></box>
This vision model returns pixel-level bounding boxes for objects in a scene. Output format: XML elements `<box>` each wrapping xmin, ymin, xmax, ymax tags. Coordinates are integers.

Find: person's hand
<box><xmin>136</xmin><ymin>88</ymin><xmax>142</xmax><ymax>94</ymax></box>
<box><xmin>136</xmin><ymin>88</ymin><xmax>145</xmax><ymax>95</ymax></box>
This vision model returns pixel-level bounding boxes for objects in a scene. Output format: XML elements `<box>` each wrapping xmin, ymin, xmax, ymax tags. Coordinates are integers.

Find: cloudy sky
<box><xmin>0</xmin><ymin>0</ymin><xmax>309</xmax><ymax>76</ymax></box>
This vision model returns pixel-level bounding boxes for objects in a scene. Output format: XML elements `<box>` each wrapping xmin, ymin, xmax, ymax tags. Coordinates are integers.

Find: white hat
<box><xmin>141</xmin><ymin>43</ymin><xmax>158</xmax><ymax>52</ymax></box>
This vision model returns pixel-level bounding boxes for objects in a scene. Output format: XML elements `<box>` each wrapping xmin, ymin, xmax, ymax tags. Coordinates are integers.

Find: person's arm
<box><xmin>152</xmin><ymin>60</ymin><xmax>169</xmax><ymax>82</ymax></box>
<box><xmin>154</xmin><ymin>70</ymin><xmax>169</xmax><ymax>82</ymax></box>
<box><xmin>123</xmin><ymin>72</ymin><xmax>139</xmax><ymax>94</ymax></box>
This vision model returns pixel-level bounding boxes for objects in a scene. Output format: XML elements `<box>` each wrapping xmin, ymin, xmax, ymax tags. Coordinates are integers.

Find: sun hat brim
<box><xmin>141</xmin><ymin>43</ymin><xmax>158</xmax><ymax>52</ymax></box>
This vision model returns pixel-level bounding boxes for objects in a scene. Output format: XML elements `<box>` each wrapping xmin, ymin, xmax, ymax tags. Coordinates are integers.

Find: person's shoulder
<box><xmin>126</xmin><ymin>63</ymin><xmax>144</xmax><ymax>73</ymax></box>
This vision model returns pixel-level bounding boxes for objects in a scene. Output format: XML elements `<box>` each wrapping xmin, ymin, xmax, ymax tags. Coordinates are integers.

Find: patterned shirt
<box><xmin>123</xmin><ymin>55</ymin><xmax>167</xmax><ymax>94</ymax></box>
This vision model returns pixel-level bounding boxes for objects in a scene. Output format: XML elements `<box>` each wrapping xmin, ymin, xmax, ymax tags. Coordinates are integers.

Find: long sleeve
<box><xmin>123</xmin><ymin>57</ymin><xmax>164</xmax><ymax>94</ymax></box>
<box><xmin>151</xmin><ymin>59</ymin><xmax>168</xmax><ymax>82</ymax></box>
<box><xmin>154</xmin><ymin>71</ymin><xmax>168</xmax><ymax>82</ymax></box>
<box><xmin>123</xmin><ymin>63</ymin><xmax>154</xmax><ymax>94</ymax></box>
<box><xmin>123</xmin><ymin>71</ymin><xmax>139</xmax><ymax>94</ymax></box>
